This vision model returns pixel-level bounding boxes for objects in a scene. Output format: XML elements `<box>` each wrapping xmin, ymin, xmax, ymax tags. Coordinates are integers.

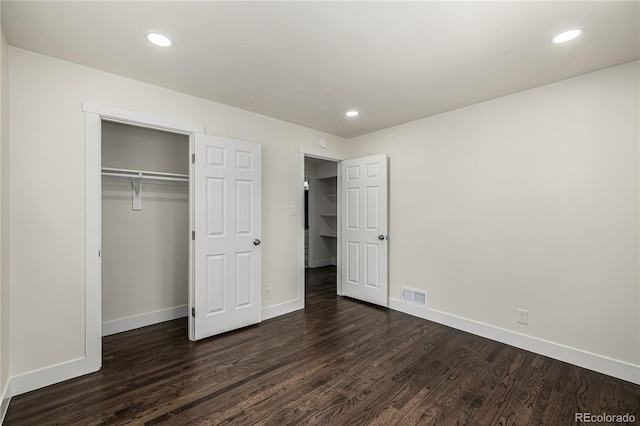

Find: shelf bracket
<box><xmin>132</xmin><ymin>175</ymin><xmax>142</xmax><ymax>211</ymax></box>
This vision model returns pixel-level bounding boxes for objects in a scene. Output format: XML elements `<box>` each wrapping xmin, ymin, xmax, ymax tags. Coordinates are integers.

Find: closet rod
<box><xmin>101</xmin><ymin>172</ymin><xmax>188</xmax><ymax>183</ymax></box>
<box><xmin>101</xmin><ymin>167</ymin><xmax>188</xmax><ymax>180</ymax></box>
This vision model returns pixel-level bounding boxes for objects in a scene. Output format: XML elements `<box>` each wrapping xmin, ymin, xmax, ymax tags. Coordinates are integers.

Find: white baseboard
<box><xmin>389</xmin><ymin>297</ymin><xmax>640</xmax><ymax>385</ymax></box>
<box><xmin>1</xmin><ymin>379</ymin><xmax>11</xmax><ymax>424</ymax></box>
<box><xmin>9</xmin><ymin>357</ymin><xmax>86</xmax><ymax>398</ymax></box>
<box><xmin>262</xmin><ymin>298</ymin><xmax>302</xmax><ymax>321</ymax></box>
<box><xmin>102</xmin><ymin>305</ymin><xmax>188</xmax><ymax>336</ymax></box>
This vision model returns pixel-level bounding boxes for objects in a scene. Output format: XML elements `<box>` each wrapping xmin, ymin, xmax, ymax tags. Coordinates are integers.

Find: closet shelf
<box><xmin>320</xmin><ymin>234</ymin><xmax>338</xmax><ymax>238</ymax></box>
<box><xmin>324</xmin><ymin>194</ymin><xmax>337</xmax><ymax>198</ymax></box>
<box><xmin>101</xmin><ymin>167</ymin><xmax>189</xmax><ymax>189</ymax></box>
<box><xmin>320</xmin><ymin>214</ymin><xmax>337</xmax><ymax>217</ymax></box>
<box><xmin>101</xmin><ymin>167</ymin><xmax>188</xmax><ymax>211</ymax></box>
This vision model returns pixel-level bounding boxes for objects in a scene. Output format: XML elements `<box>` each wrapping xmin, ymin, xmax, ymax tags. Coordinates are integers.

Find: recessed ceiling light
<box><xmin>147</xmin><ymin>32</ymin><xmax>173</xmax><ymax>47</ymax></box>
<box><xmin>346</xmin><ymin>111</ymin><xmax>359</xmax><ymax>117</ymax></box>
<box><xmin>552</xmin><ymin>29</ymin><xmax>582</xmax><ymax>44</ymax></box>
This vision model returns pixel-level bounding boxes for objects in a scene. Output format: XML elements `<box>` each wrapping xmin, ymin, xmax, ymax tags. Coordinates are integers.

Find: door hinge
<box><xmin>191</xmin><ymin>153</ymin><xmax>195</xmax><ymax>164</ymax></box>
<box><xmin>191</xmin><ymin>307</ymin><xmax>195</xmax><ymax>317</ymax></box>
<box><xmin>192</xmin><ymin>230</ymin><xmax>195</xmax><ymax>240</ymax></box>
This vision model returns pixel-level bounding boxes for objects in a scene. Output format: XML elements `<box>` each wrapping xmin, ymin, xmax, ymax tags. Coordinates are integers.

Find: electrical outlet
<box><xmin>266</xmin><ymin>287</ymin><xmax>273</xmax><ymax>299</ymax></box>
<box><xmin>290</xmin><ymin>204</ymin><xmax>297</xmax><ymax>216</ymax></box>
<box><xmin>516</xmin><ymin>308</ymin><xmax>528</xmax><ymax>325</ymax></box>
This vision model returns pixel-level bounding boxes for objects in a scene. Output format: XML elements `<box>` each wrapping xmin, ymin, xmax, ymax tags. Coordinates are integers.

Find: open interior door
<box><xmin>341</xmin><ymin>154</ymin><xmax>388</xmax><ymax>307</ymax></box>
<box><xmin>193</xmin><ymin>133</ymin><xmax>261</xmax><ymax>340</ymax></box>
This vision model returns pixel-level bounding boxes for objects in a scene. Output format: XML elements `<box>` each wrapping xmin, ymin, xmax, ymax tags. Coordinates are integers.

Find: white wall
<box><xmin>0</xmin><ymin>9</ymin><xmax>11</xmax><ymax>412</ymax></box>
<box><xmin>347</xmin><ymin>62</ymin><xmax>640</xmax><ymax>369</ymax></box>
<box><xmin>102</xmin><ymin>121</ymin><xmax>189</xmax><ymax>174</ymax></box>
<box><xmin>101</xmin><ymin>122</ymin><xmax>189</xmax><ymax>329</ymax></box>
<box><xmin>314</xmin><ymin>161</ymin><xmax>339</xmax><ymax>179</ymax></box>
<box><xmin>8</xmin><ymin>47</ymin><xmax>347</xmax><ymax>380</ymax></box>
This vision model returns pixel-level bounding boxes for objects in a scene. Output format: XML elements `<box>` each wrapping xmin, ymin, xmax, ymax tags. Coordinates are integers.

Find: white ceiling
<box><xmin>2</xmin><ymin>1</ymin><xmax>638</xmax><ymax>138</ymax></box>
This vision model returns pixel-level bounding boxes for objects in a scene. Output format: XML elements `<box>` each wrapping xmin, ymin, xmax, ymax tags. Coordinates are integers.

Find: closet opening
<box><xmin>303</xmin><ymin>156</ymin><xmax>339</xmax><ymax>302</ymax></box>
<box><xmin>100</xmin><ymin>121</ymin><xmax>190</xmax><ymax>339</ymax></box>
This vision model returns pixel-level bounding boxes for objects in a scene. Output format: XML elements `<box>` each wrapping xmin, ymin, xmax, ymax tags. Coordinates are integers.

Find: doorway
<box><xmin>84</xmin><ymin>102</ymin><xmax>202</xmax><ymax>373</ymax></box>
<box><xmin>85</xmin><ymin>102</ymin><xmax>264</xmax><ymax>374</ymax></box>
<box><xmin>304</xmin><ymin>157</ymin><xmax>338</xmax><ymax>300</ymax></box>
<box><xmin>100</xmin><ymin>121</ymin><xmax>190</xmax><ymax>337</ymax></box>
<box><xmin>298</xmin><ymin>150</ymin><xmax>390</xmax><ymax>312</ymax></box>
<box><xmin>298</xmin><ymin>152</ymin><xmax>343</xmax><ymax>308</ymax></box>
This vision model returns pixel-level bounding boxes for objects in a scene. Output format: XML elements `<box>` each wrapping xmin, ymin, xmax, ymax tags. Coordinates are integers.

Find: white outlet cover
<box><xmin>516</xmin><ymin>308</ymin><xmax>528</xmax><ymax>325</ymax></box>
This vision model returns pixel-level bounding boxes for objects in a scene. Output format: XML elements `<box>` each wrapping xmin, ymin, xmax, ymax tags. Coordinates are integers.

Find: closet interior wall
<box><xmin>305</xmin><ymin>158</ymin><xmax>337</xmax><ymax>268</ymax></box>
<box><xmin>101</xmin><ymin>121</ymin><xmax>189</xmax><ymax>335</ymax></box>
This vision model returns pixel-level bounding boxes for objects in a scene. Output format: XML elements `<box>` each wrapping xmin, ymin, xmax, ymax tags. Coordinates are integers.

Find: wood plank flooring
<box><xmin>5</xmin><ymin>266</ymin><xmax>639</xmax><ymax>425</ymax></box>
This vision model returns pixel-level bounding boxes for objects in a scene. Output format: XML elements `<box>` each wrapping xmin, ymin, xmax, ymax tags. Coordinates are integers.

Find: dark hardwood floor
<box><xmin>5</xmin><ymin>266</ymin><xmax>639</xmax><ymax>425</ymax></box>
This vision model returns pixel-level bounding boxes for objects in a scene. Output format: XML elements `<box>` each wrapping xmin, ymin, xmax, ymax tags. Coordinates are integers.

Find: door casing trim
<box><xmin>83</xmin><ymin>101</ymin><xmax>204</xmax><ymax>373</ymax></box>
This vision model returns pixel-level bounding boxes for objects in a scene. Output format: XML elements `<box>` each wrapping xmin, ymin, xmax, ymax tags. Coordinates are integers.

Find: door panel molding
<box><xmin>341</xmin><ymin>154</ymin><xmax>388</xmax><ymax>307</ymax></box>
<box><xmin>194</xmin><ymin>134</ymin><xmax>262</xmax><ymax>340</ymax></box>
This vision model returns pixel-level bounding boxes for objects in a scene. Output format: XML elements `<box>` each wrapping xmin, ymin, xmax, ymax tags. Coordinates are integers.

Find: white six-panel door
<box><xmin>341</xmin><ymin>154</ymin><xmax>388</xmax><ymax>307</ymax></box>
<box><xmin>194</xmin><ymin>133</ymin><xmax>261</xmax><ymax>340</ymax></box>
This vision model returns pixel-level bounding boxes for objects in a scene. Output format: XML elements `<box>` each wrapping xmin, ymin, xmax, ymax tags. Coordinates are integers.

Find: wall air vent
<box><xmin>401</xmin><ymin>286</ymin><xmax>427</xmax><ymax>306</ymax></box>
